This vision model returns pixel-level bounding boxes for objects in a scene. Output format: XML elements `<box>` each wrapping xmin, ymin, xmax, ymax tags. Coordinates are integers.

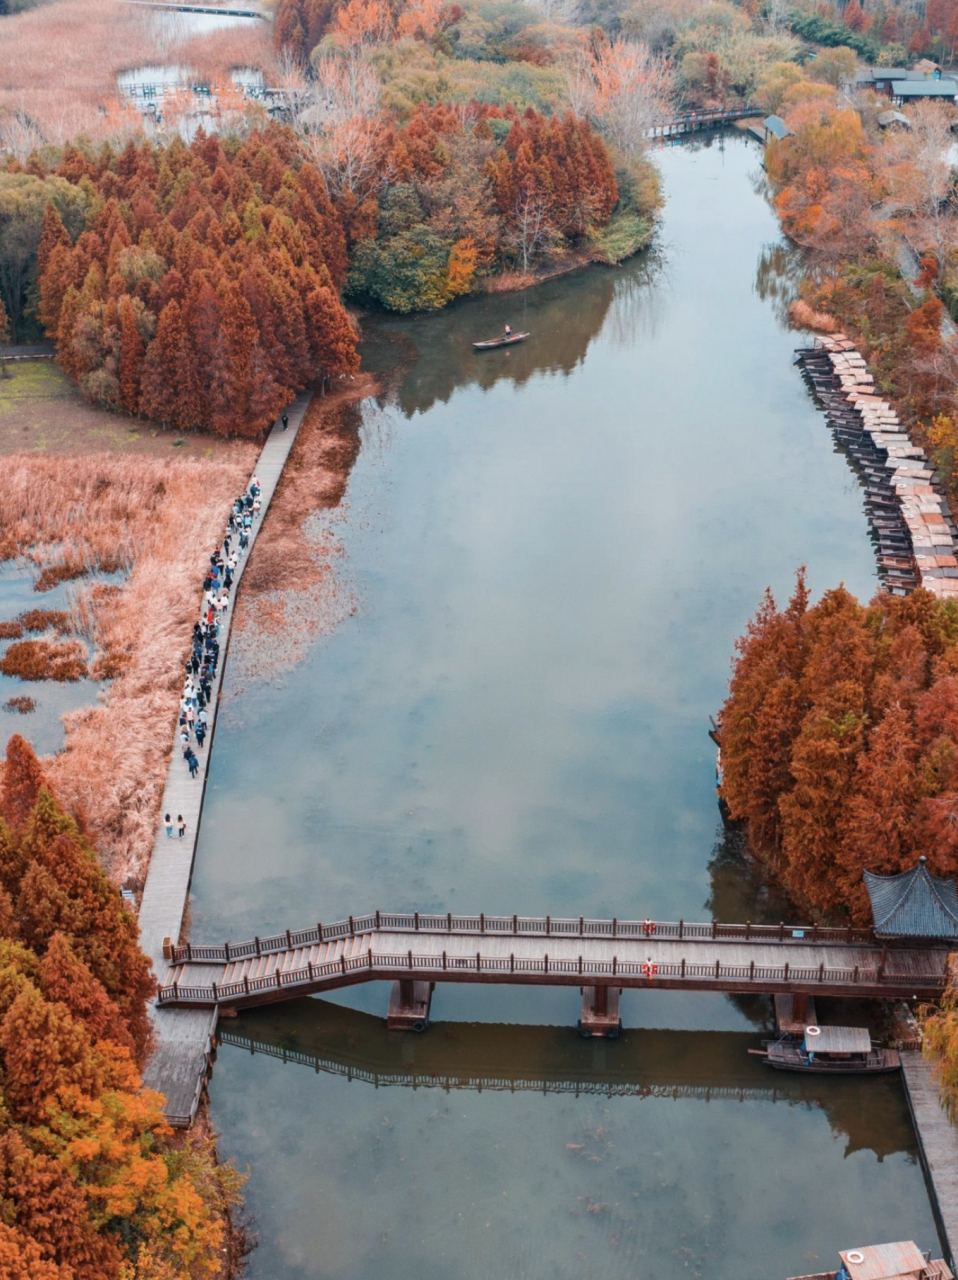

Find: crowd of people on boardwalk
<box><xmin>165</xmin><ymin>473</ymin><xmax>264</xmax><ymax>822</ymax></box>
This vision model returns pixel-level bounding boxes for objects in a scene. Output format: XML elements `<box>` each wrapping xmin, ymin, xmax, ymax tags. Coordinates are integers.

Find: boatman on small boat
<box><xmin>504</xmin><ymin>323</ymin><xmax>512</xmax><ymax>337</ymax></box>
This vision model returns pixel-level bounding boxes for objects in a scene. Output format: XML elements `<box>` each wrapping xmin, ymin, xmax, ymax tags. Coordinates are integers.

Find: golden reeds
<box><xmin>0</xmin><ymin>447</ymin><xmax>256</xmax><ymax>882</ymax></box>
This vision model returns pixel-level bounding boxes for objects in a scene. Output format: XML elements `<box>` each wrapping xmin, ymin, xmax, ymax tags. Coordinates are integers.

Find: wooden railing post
<box><xmin>818</xmin><ymin>962</ymin><xmax>824</xmax><ymax>982</ymax></box>
<box><xmin>578</xmin><ymin>955</ymin><xmax>583</xmax><ymax>975</ymax></box>
<box><xmin>784</xmin><ymin>962</ymin><xmax>789</xmax><ymax>983</ymax></box>
<box><xmin>513</xmin><ymin>914</ymin><xmax>518</xmax><ymax>935</ymax></box>
<box><xmin>255</xmin><ymin>936</ymin><xmax>261</xmax><ymax>956</ymax></box>
<box><xmin>212</xmin><ymin>981</ymin><xmax>219</xmax><ymax>1001</ymax></box>
<box><xmin>286</xmin><ymin>929</ymin><xmax>292</xmax><ymax>947</ymax></box>
<box><xmin>510</xmin><ymin>953</ymin><xmax>515</xmax><ymax>972</ymax></box>
<box><xmin>307</xmin><ymin>963</ymin><xmax>313</xmax><ymax>981</ymax></box>
<box><xmin>480</xmin><ymin>912</ymin><xmax>485</xmax><ymax>933</ymax></box>
<box><xmin>442</xmin><ymin>951</ymin><xmax>447</xmax><ymax>970</ymax></box>
<box><xmin>714</xmin><ymin>959</ymin><xmax>720</xmax><ymax>980</ymax></box>
<box><xmin>187</xmin><ymin>942</ymin><xmax>193</xmax><ymax>961</ymax></box>
<box><xmin>679</xmin><ymin>918</ymin><xmax>684</xmax><ymax>939</ymax></box>
<box><xmin>745</xmin><ymin>920</ymin><xmax>750</xmax><ymax>940</ymax></box>
<box><xmin>341</xmin><ymin>955</ymin><xmax>346</xmax><ymax>974</ymax></box>
<box><xmin>546</xmin><ymin>915</ymin><xmax>551</xmax><ymax>936</ymax></box>
<box><xmin>613</xmin><ymin>956</ymin><xmax>617</xmax><ymax>976</ymax></box>
<box><xmin>544</xmin><ymin>953</ymin><xmax>549</xmax><ymax>974</ymax></box>
<box><xmin>408</xmin><ymin>950</ymin><xmax>413</xmax><ymax>969</ymax></box>
<box><xmin>447</xmin><ymin>912</ymin><xmax>452</xmax><ymax>932</ymax></box>
<box><xmin>225</xmin><ymin>941</ymin><xmax>231</xmax><ymax>961</ymax></box>
<box><xmin>612</xmin><ymin>917</ymin><xmax>617</xmax><ymax>938</ymax></box>
<box><xmin>414</xmin><ymin>912</ymin><xmax>420</xmax><ymax>931</ymax></box>
<box><xmin>349</xmin><ymin>916</ymin><xmax>355</xmax><ymax>936</ymax></box>
<box><xmin>853</xmin><ymin>965</ymin><xmax>859</xmax><ymax>984</ymax></box>
<box><xmin>681</xmin><ymin>958</ymin><xmax>686</xmax><ymax>978</ymax></box>
<box><xmin>244</xmin><ymin>976</ymin><xmax>250</xmax><ymax>994</ymax></box>
<box><xmin>579</xmin><ymin>916</ymin><xmax>585</xmax><ymax>937</ymax></box>
<box><xmin>476</xmin><ymin>951</ymin><xmax>481</xmax><ymax>972</ymax></box>
<box><xmin>317</xmin><ymin>923</ymin><xmax>323</xmax><ymax>942</ymax></box>
<box><xmin>711</xmin><ymin>919</ymin><xmax>716</xmax><ymax>940</ymax></box>
<box><xmin>749</xmin><ymin>960</ymin><xmax>754</xmax><ymax>981</ymax></box>
<box><xmin>375</xmin><ymin>910</ymin><xmax>381</xmax><ymax>928</ymax></box>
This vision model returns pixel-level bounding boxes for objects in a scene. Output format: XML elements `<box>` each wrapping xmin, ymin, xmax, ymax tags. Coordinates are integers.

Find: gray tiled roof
<box><xmin>864</xmin><ymin>857</ymin><xmax>958</xmax><ymax>937</ymax></box>
<box><xmin>893</xmin><ymin>79</ymin><xmax>958</xmax><ymax>96</ymax></box>
<box><xmin>763</xmin><ymin>115</ymin><xmax>791</xmax><ymax>140</ymax></box>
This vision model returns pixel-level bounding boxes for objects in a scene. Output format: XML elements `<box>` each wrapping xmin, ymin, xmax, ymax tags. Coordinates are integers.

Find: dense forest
<box><xmin>0</xmin><ymin>735</ymin><xmax>242</xmax><ymax>1279</ymax></box>
<box><xmin>719</xmin><ymin>574</ymin><xmax>958</xmax><ymax>922</ymax></box>
<box><xmin>4</xmin><ymin>128</ymin><xmax>358</xmax><ymax>437</ymax></box>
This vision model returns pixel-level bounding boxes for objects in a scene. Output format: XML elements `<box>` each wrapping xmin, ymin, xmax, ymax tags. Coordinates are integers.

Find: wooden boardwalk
<box><xmin>156</xmin><ymin>910</ymin><xmax>949</xmax><ymax>1010</ymax></box>
<box><xmin>902</xmin><ymin>1052</ymin><xmax>958</xmax><ymax>1268</ymax></box>
<box><xmin>139</xmin><ymin>394</ymin><xmax>311</xmax><ymax>1125</ymax></box>
<box><xmin>649</xmin><ymin>106</ymin><xmax>762</xmax><ymax>138</ymax></box>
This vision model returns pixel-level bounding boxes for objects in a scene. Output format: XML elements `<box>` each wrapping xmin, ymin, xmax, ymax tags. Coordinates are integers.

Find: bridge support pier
<box><xmin>774</xmin><ymin>993</ymin><xmax>816</xmax><ymax>1037</ymax></box>
<box><xmin>579</xmin><ymin>985</ymin><xmax>621</xmax><ymax>1038</ymax></box>
<box><xmin>387</xmin><ymin>980</ymin><xmax>432</xmax><ymax>1032</ymax></box>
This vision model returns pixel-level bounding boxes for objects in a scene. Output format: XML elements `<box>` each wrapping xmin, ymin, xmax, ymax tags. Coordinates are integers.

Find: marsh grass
<box><xmin>0</xmin><ymin>447</ymin><xmax>256</xmax><ymax>882</ymax></box>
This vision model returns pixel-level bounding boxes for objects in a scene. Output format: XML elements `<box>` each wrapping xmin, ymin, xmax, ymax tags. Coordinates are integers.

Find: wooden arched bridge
<box><xmin>158</xmin><ymin>909</ymin><xmax>949</xmax><ymax>1032</ymax></box>
<box><xmin>649</xmin><ymin>106</ymin><xmax>763</xmax><ymax>139</ymax></box>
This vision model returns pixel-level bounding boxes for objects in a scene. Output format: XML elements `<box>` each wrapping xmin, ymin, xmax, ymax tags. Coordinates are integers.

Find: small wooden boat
<box><xmin>787</xmin><ymin>1239</ymin><xmax>953</xmax><ymax>1280</ymax></box>
<box><xmin>749</xmin><ymin>1025</ymin><xmax>901</xmax><ymax>1075</ymax></box>
<box><xmin>472</xmin><ymin>332</ymin><xmax>530</xmax><ymax>350</ymax></box>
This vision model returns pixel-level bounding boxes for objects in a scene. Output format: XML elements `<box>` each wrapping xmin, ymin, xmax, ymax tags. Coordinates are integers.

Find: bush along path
<box><xmin>138</xmin><ymin>393</ymin><xmax>311</xmax><ymax>1125</ymax></box>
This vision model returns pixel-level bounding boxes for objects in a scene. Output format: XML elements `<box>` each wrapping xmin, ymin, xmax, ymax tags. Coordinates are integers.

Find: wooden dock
<box><xmin>902</xmin><ymin>1051</ymin><xmax>958</xmax><ymax>1269</ymax></box>
<box><xmin>139</xmin><ymin>394</ymin><xmax>311</xmax><ymax>1125</ymax></box>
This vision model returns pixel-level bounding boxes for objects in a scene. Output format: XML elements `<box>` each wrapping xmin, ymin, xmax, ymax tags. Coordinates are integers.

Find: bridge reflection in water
<box><xmin>218</xmin><ymin>1001</ymin><xmax>917</xmax><ymax>1163</ymax></box>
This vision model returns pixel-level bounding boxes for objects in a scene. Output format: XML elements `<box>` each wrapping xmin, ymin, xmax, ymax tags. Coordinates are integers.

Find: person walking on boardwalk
<box><xmin>282</xmin><ymin>411</ymin><xmax>289</xmax><ymax>430</ymax></box>
<box><xmin>187</xmin><ymin>750</ymin><xmax>199</xmax><ymax>778</ymax></box>
<box><xmin>195</xmin><ymin>719</ymin><xmax>206</xmax><ymax>748</ymax></box>
<box><xmin>165</xmin><ymin>813</ymin><xmax>174</xmax><ymax>838</ymax></box>
<box><xmin>177</xmin><ymin>814</ymin><xmax>186</xmax><ymax>839</ymax></box>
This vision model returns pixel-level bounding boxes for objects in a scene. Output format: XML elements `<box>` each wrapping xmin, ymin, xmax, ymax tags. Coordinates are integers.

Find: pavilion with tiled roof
<box><xmin>864</xmin><ymin>857</ymin><xmax>958</xmax><ymax>939</ymax></box>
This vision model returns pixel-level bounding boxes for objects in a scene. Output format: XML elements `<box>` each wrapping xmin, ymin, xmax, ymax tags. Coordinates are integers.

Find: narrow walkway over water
<box><xmin>139</xmin><ymin>393</ymin><xmax>311</xmax><ymax>1125</ymax></box>
<box><xmin>903</xmin><ymin>1052</ymin><xmax>958</xmax><ymax>1268</ymax></box>
<box><xmin>155</xmin><ymin>911</ymin><xmax>948</xmax><ymax>1014</ymax></box>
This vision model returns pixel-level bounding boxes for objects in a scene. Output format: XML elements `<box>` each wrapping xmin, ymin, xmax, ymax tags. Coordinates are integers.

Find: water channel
<box><xmin>191</xmin><ymin>133</ymin><xmax>938</xmax><ymax>1278</ymax></box>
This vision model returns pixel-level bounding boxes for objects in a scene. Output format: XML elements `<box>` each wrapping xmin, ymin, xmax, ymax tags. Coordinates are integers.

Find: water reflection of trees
<box><xmin>359</xmin><ymin>252</ymin><xmax>666</xmax><ymax>418</ymax></box>
<box><xmin>754</xmin><ymin>241</ymin><xmax>807</xmax><ymax>328</ymax></box>
<box><xmin>222</xmin><ymin>1001</ymin><xmax>916</xmax><ymax>1162</ymax></box>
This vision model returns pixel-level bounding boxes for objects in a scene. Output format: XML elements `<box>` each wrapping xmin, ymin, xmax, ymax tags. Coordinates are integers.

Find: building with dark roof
<box><xmin>892</xmin><ymin>79</ymin><xmax>958</xmax><ymax>102</ymax></box>
<box><xmin>864</xmin><ymin>857</ymin><xmax>958</xmax><ymax>939</ymax></box>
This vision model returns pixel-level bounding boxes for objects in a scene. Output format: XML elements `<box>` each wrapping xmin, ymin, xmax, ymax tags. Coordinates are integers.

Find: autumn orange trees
<box><xmin>719</xmin><ymin>572</ymin><xmax>958</xmax><ymax>922</ymax></box>
<box><xmin>24</xmin><ymin>125</ymin><xmax>358</xmax><ymax>437</ymax></box>
<box><xmin>345</xmin><ymin>103</ymin><xmax>619</xmax><ymax>309</ymax></box>
<box><xmin>0</xmin><ymin>734</ymin><xmax>242</xmax><ymax>1278</ymax></box>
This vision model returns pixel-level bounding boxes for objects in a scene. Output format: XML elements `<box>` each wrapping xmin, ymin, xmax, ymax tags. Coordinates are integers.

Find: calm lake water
<box><xmin>192</xmin><ymin>133</ymin><xmax>938</xmax><ymax>1277</ymax></box>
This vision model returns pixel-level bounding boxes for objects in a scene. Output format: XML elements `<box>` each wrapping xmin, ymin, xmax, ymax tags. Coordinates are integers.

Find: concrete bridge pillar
<box><xmin>387</xmin><ymin>980</ymin><xmax>433</xmax><ymax>1032</ymax></box>
<box><xmin>579</xmin><ymin>985</ymin><xmax>621</xmax><ymax>1038</ymax></box>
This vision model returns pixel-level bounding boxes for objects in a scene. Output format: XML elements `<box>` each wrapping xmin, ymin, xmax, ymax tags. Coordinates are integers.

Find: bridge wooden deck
<box><xmin>156</xmin><ymin>911</ymin><xmax>948</xmax><ymax>1011</ymax></box>
<box><xmin>139</xmin><ymin>394</ymin><xmax>311</xmax><ymax>1125</ymax></box>
<box><xmin>649</xmin><ymin>106</ymin><xmax>762</xmax><ymax>138</ymax></box>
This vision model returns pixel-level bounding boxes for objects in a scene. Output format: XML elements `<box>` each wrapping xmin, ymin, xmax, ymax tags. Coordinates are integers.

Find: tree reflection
<box><xmin>358</xmin><ymin>251</ymin><xmax>666</xmax><ymax>418</ymax></box>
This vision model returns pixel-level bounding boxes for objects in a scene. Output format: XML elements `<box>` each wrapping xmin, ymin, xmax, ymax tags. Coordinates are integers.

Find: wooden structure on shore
<box><xmin>902</xmin><ymin>1052</ymin><xmax>958</xmax><ymax>1271</ymax></box>
<box><xmin>796</xmin><ymin>335</ymin><xmax>958</xmax><ymax>599</ymax></box>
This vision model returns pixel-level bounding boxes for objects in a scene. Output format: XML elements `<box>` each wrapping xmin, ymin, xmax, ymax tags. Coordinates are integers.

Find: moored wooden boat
<box><xmin>788</xmin><ymin>1239</ymin><xmax>953</xmax><ymax>1280</ymax></box>
<box><xmin>472</xmin><ymin>332</ymin><xmax>530</xmax><ymax>350</ymax></box>
<box><xmin>750</xmin><ymin>1025</ymin><xmax>901</xmax><ymax>1074</ymax></box>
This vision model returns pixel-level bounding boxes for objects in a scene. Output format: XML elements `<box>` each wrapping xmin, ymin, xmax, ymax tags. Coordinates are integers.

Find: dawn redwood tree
<box><xmin>139</xmin><ymin>300</ymin><xmax>203</xmax><ymax>431</ymax></box>
<box><xmin>38</xmin><ymin>931</ymin><xmax>135</xmax><ymax>1056</ymax></box>
<box><xmin>2</xmin><ymin>734</ymin><xmax>50</xmax><ymax>832</ymax></box>
<box><xmin>117</xmin><ymin>295</ymin><xmax>143</xmax><ymax>415</ymax></box>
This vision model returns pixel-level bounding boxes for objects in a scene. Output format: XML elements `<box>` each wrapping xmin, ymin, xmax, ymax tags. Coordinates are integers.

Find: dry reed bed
<box><xmin>0</xmin><ymin>448</ymin><xmax>256</xmax><ymax>882</ymax></box>
<box><xmin>0</xmin><ymin>0</ymin><xmax>274</xmax><ymax>145</ymax></box>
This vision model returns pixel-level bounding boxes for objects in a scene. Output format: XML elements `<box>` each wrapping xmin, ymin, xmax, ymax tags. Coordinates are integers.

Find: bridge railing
<box><xmin>167</xmin><ymin>912</ymin><xmax>876</xmax><ymax>964</ymax></box>
<box><xmin>157</xmin><ymin>946</ymin><xmax>942</xmax><ymax>1006</ymax></box>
